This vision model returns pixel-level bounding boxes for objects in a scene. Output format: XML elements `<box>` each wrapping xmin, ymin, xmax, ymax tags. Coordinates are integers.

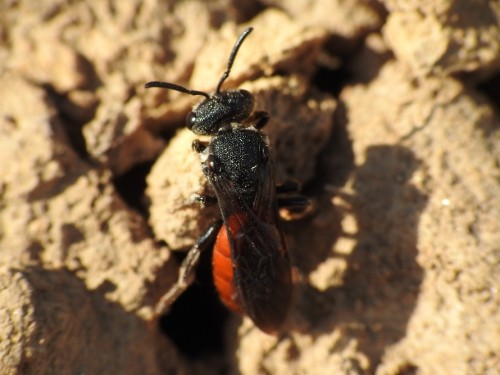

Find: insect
<box><xmin>146</xmin><ymin>27</ymin><xmax>308</xmax><ymax>334</ymax></box>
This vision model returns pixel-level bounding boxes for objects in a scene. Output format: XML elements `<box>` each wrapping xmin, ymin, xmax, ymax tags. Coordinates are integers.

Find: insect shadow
<box><xmin>292</xmin><ymin>137</ymin><xmax>428</xmax><ymax>369</ymax></box>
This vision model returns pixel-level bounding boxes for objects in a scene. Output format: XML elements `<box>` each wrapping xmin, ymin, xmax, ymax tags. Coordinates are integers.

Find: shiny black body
<box><xmin>200</xmin><ymin>125</ymin><xmax>292</xmax><ymax>332</ymax></box>
<box><xmin>204</xmin><ymin>128</ymin><xmax>268</xmax><ymax>205</ymax></box>
<box><xmin>146</xmin><ymin>27</ymin><xmax>307</xmax><ymax>333</ymax></box>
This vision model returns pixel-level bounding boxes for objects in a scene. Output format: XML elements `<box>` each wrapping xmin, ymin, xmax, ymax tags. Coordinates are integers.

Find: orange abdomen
<box><xmin>212</xmin><ymin>215</ymin><xmax>244</xmax><ymax>313</ymax></box>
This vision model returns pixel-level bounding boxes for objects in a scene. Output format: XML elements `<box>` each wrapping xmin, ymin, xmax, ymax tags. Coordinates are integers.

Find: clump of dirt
<box><xmin>1</xmin><ymin>1</ymin><xmax>498</xmax><ymax>375</ymax></box>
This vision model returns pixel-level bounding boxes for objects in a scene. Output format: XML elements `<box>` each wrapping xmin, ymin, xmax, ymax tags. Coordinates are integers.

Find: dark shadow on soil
<box><xmin>291</xmin><ymin>123</ymin><xmax>428</xmax><ymax>371</ymax></box>
<box><xmin>157</xmin><ymin>245</ymin><xmax>231</xmax><ymax>359</ymax></box>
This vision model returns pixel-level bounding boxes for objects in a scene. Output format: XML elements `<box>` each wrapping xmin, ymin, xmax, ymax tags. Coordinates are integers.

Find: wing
<box><xmin>208</xmin><ymin>153</ymin><xmax>292</xmax><ymax>334</ymax></box>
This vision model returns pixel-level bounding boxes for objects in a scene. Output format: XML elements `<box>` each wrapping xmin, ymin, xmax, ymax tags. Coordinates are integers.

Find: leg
<box><xmin>276</xmin><ymin>180</ymin><xmax>314</xmax><ymax>220</ymax></box>
<box><xmin>276</xmin><ymin>180</ymin><xmax>302</xmax><ymax>195</ymax></box>
<box><xmin>192</xmin><ymin>139</ymin><xmax>209</xmax><ymax>153</ymax></box>
<box><xmin>154</xmin><ymin>219</ymin><xmax>223</xmax><ymax>317</ymax></box>
<box><xmin>191</xmin><ymin>140</ymin><xmax>217</xmax><ymax>205</ymax></box>
<box><xmin>248</xmin><ymin>111</ymin><xmax>270</xmax><ymax>129</ymax></box>
<box><xmin>277</xmin><ymin>195</ymin><xmax>310</xmax><ymax>210</ymax></box>
<box><xmin>276</xmin><ymin>180</ymin><xmax>309</xmax><ymax>210</ymax></box>
<box><xmin>278</xmin><ymin>195</ymin><xmax>314</xmax><ymax>221</ymax></box>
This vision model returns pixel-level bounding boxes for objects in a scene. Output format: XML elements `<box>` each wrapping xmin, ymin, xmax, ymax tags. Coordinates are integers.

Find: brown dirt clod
<box><xmin>1</xmin><ymin>1</ymin><xmax>498</xmax><ymax>375</ymax></box>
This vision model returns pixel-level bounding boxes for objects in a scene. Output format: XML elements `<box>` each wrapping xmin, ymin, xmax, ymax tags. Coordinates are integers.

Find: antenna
<box><xmin>216</xmin><ymin>27</ymin><xmax>253</xmax><ymax>93</ymax></box>
<box><xmin>145</xmin><ymin>27</ymin><xmax>254</xmax><ymax>96</ymax></box>
<box><xmin>144</xmin><ymin>81</ymin><xmax>210</xmax><ymax>99</ymax></box>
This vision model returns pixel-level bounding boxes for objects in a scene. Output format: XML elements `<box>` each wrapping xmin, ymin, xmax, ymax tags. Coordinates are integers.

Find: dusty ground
<box><xmin>1</xmin><ymin>1</ymin><xmax>499</xmax><ymax>374</ymax></box>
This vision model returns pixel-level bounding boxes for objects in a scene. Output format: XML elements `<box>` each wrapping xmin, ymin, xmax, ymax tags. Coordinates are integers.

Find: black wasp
<box><xmin>146</xmin><ymin>27</ymin><xmax>308</xmax><ymax>334</ymax></box>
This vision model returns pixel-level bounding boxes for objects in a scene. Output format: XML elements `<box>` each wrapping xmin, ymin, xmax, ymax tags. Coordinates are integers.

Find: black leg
<box><xmin>276</xmin><ymin>180</ymin><xmax>313</xmax><ymax>219</ymax></box>
<box><xmin>278</xmin><ymin>197</ymin><xmax>314</xmax><ymax>221</ymax></box>
<box><xmin>250</xmin><ymin>111</ymin><xmax>270</xmax><ymax>129</ymax></box>
<box><xmin>192</xmin><ymin>139</ymin><xmax>209</xmax><ymax>153</ymax></box>
<box><xmin>154</xmin><ymin>219</ymin><xmax>223</xmax><ymax>317</ymax></box>
<box><xmin>277</xmin><ymin>195</ymin><xmax>310</xmax><ymax>210</ymax></box>
<box><xmin>276</xmin><ymin>180</ymin><xmax>302</xmax><ymax>195</ymax></box>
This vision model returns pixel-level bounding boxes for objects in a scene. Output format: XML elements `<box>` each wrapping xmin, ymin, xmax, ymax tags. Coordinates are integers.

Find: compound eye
<box><xmin>186</xmin><ymin>112</ymin><xmax>196</xmax><ymax>129</ymax></box>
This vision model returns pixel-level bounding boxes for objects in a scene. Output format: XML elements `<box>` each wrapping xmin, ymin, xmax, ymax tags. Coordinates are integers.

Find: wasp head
<box><xmin>145</xmin><ymin>27</ymin><xmax>255</xmax><ymax>135</ymax></box>
<box><xmin>187</xmin><ymin>90</ymin><xmax>255</xmax><ymax>135</ymax></box>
